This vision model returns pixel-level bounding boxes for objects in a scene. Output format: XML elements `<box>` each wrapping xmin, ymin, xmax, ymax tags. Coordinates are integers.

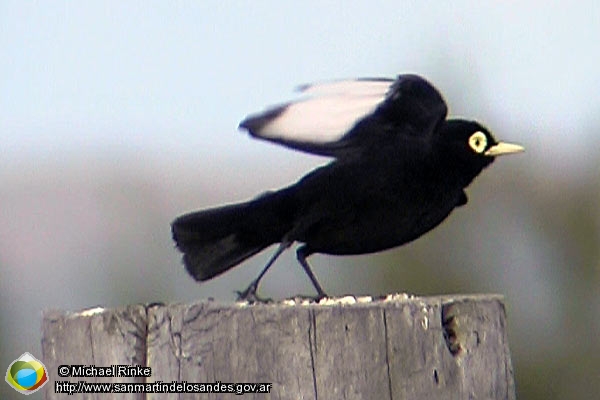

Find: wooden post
<box><xmin>41</xmin><ymin>294</ymin><xmax>515</xmax><ymax>399</ymax></box>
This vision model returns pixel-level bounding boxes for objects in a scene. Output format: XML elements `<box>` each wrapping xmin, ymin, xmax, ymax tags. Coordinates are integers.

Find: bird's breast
<box><xmin>291</xmin><ymin>163</ymin><xmax>463</xmax><ymax>255</ymax></box>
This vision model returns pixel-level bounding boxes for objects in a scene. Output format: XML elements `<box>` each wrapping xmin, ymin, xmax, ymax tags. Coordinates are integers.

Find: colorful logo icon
<box><xmin>5</xmin><ymin>352</ymin><xmax>48</xmax><ymax>395</ymax></box>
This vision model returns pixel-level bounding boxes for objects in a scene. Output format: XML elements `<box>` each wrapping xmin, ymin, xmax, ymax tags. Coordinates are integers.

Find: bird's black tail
<box><xmin>171</xmin><ymin>191</ymin><xmax>295</xmax><ymax>281</ymax></box>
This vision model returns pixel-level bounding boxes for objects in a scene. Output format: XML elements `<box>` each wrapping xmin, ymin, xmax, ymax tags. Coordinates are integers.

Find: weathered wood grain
<box><xmin>42</xmin><ymin>294</ymin><xmax>515</xmax><ymax>400</ymax></box>
<box><xmin>42</xmin><ymin>305</ymin><xmax>147</xmax><ymax>400</ymax></box>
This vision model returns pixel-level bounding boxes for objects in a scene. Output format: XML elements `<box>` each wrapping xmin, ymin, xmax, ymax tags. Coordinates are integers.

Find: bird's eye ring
<box><xmin>468</xmin><ymin>131</ymin><xmax>487</xmax><ymax>154</ymax></box>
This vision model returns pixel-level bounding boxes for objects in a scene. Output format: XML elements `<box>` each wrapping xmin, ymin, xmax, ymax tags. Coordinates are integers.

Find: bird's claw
<box><xmin>288</xmin><ymin>292</ymin><xmax>328</xmax><ymax>303</ymax></box>
<box><xmin>235</xmin><ymin>283</ymin><xmax>272</xmax><ymax>303</ymax></box>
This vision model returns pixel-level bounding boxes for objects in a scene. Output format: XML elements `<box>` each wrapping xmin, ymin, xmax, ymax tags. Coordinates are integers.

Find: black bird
<box><xmin>172</xmin><ymin>74</ymin><xmax>524</xmax><ymax>300</ymax></box>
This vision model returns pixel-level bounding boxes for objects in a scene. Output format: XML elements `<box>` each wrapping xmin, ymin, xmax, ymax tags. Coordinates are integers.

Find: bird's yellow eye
<box><xmin>468</xmin><ymin>131</ymin><xmax>488</xmax><ymax>154</ymax></box>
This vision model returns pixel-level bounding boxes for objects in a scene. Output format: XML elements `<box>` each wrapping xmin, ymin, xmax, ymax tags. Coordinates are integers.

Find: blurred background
<box><xmin>1</xmin><ymin>1</ymin><xmax>598</xmax><ymax>398</ymax></box>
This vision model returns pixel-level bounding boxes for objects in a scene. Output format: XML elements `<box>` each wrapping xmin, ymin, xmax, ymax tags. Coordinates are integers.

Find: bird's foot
<box><xmin>235</xmin><ymin>282</ymin><xmax>272</xmax><ymax>303</ymax></box>
<box><xmin>288</xmin><ymin>292</ymin><xmax>328</xmax><ymax>303</ymax></box>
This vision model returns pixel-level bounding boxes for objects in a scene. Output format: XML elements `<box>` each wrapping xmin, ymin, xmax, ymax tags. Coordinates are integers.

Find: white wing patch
<box><xmin>298</xmin><ymin>79</ymin><xmax>392</xmax><ymax>97</ymax></box>
<box><xmin>255</xmin><ymin>80</ymin><xmax>393</xmax><ymax>144</ymax></box>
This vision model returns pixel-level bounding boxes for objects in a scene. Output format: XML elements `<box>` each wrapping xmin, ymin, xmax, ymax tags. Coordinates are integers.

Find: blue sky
<box><xmin>2</xmin><ymin>1</ymin><xmax>599</xmax><ymax>171</ymax></box>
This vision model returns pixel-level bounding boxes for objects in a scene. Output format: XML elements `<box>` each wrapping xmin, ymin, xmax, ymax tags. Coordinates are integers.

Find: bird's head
<box><xmin>437</xmin><ymin>119</ymin><xmax>524</xmax><ymax>183</ymax></box>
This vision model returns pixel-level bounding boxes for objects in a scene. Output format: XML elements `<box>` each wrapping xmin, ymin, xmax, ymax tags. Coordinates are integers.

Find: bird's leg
<box><xmin>296</xmin><ymin>246</ymin><xmax>327</xmax><ymax>300</ymax></box>
<box><xmin>236</xmin><ymin>241</ymin><xmax>290</xmax><ymax>302</ymax></box>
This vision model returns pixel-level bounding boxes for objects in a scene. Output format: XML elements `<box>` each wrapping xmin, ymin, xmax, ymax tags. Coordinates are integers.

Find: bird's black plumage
<box><xmin>172</xmin><ymin>74</ymin><xmax>523</xmax><ymax>300</ymax></box>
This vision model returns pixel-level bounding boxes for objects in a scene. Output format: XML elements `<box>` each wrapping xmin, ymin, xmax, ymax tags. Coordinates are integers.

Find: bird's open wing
<box><xmin>239</xmin><ymin>74</ymin><xmax>448</xmax><ymax>158</ymax></box>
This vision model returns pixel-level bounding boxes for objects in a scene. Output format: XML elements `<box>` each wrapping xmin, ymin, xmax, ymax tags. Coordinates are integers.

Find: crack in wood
<box><xmin>383</xmin><ymin>308</ymin><xmax>394</xmax><ymax>400</ymax></box>
<box><xmin>308</xmin><ymin>308</ymin><xmax>319</xmax><ymax>400</ymax></box>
